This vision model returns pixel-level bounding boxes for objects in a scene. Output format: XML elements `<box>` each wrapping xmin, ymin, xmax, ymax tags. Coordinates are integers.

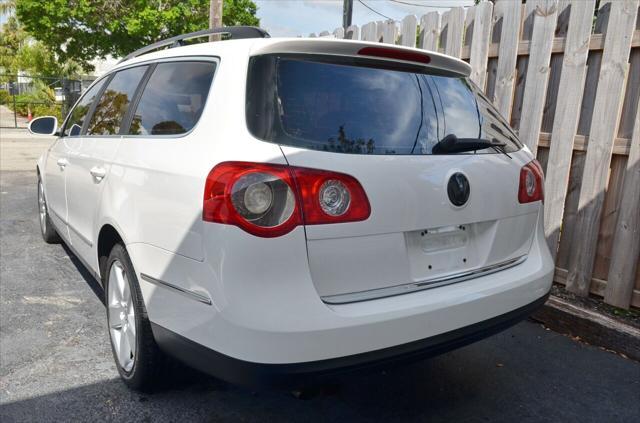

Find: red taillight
<box><xmin>518</xmin><ymin>160</ymin><xmax>544</xmax><ymax>203</ymax></box>
<box><xmin>203</xmin><ymin>162</ymin><xmax>371</xmax><ymax>237</ymax></box>
<box><xmin>357</xmin><ymin>46</ymin><xmax>431</xmax><ymax>64</ymax></box>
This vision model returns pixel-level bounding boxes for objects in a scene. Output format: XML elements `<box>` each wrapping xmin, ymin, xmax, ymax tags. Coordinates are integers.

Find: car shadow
<box><xmin>61</xmin><ymin>243</ymin><xmax>105</xmax><ymax>306</ymax></box>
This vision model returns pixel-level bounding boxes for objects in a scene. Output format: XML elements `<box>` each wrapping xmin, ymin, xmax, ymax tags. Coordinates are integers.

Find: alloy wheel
<box><xmin>38</xmin><ymin>180</ymin><xmax>47</xmax><ymax>233</ymax></box>
<box><xmin>108</xmin><ymin>260</ymin><xmax>137</xmax><ymax>372</ymax></box>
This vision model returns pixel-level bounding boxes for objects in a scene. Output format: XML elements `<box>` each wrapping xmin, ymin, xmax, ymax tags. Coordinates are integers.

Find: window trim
<box><xmin>60</xmin><ymin>75</ymin><xmax>110</xmax><ymax>138</ymax></box>
<box><xmin>82</xmin><ymin>65</ymin><xmax>151</xmax><ymax>138</ymax></box>
<box><xmin>118</xmin><ymin>56</ymin><xmax>220</xmax><ymax>139</ymax></box>
<box><xmin>118</xmin><ymin>64</ymin><xmax>157</xmax><ymax>135</ymax></box>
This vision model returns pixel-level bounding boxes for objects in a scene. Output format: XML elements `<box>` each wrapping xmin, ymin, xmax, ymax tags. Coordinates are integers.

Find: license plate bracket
<box><xmin>405</xmin><ymin>221</ymin><xmax>494</xmax><ymax>281</ymax></box>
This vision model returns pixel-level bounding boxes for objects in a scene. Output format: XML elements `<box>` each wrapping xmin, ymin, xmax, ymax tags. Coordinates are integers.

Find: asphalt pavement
<box><xmin>1</xmin><ymin>129</ymin><xmax>639</xmax><ymax>422</ymax></box>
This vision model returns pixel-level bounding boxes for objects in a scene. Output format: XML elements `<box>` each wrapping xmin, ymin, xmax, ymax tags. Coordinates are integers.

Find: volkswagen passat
<box><xmin>30</xmin><ymin>27</ymin><xmax>553</xmax><ymax>391</ymax></box>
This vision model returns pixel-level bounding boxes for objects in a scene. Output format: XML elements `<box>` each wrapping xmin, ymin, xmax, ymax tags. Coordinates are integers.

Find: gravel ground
<box><xmin>1</xmin><ymin>130</ymin><xmax>639</xmax><ymax>422</ymax></box>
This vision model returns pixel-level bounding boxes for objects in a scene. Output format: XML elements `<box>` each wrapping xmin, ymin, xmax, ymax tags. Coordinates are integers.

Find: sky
<box><xmin>255</xmin><ymin>0</ymin><xmax>474</xmax><ymax>37</ymax></box>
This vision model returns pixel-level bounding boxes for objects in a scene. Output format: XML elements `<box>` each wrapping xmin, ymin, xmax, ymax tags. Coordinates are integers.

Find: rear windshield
<box><xmin>246</xmin><ymin>55</ymin><xmax>521</xmax><ymax>155</ymax></box>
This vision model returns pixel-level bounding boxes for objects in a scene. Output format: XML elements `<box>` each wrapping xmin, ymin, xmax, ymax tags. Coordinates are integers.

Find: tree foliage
<box><xmin>0</xmin><ymin>13</ymin><xmax>81</xmax><ymax>77</ymax></box>
<box><xmin>16</xmin><ymin>0</ymin><xmax>260</xmax><ymax>71</ymax></box>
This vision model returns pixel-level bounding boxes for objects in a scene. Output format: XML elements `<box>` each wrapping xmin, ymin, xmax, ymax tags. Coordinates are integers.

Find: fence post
<box><xmin>517</xmin><ymin>0</ymin><xmax>558</xmax><ymax>156</ymax></box>
<box><xmin>12</xmin><ymin>93</ymin><xmax>17</xmax><ymax>128</ymax></box>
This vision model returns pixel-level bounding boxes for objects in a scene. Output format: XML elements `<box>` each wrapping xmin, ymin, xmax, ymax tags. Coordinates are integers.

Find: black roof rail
<box><xmin>119</xmin><ymin>26</ymin><xmax>270</xmax><ymax>63</ymax></box>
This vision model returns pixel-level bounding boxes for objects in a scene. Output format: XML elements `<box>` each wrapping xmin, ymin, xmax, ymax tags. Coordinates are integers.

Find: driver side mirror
<box><xmin>28</xmin><ymin>116</ymin><xmax>58</xmax><ymax>136</ymax></box>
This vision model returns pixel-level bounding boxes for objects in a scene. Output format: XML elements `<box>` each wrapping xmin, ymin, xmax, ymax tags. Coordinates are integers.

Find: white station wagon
<box><xmin>30</xmin><ymin>27</ymin><xmax>553</xmax><ymax>391</ymax></box>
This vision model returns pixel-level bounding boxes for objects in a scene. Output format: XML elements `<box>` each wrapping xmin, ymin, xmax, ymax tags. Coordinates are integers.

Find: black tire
<box><xmin>104</xmin><ymin>243</ymin><xmax>169</xmax><ymax>392</ymax></box>
<box><xmin>37</xmin><ymin>175</ymin><xmax>61</xmax><ymax>244</ymax></box>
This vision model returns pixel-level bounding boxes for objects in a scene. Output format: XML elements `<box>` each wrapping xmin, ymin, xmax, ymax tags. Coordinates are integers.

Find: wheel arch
<box><xmin>97</xmin><ymin>224</ymin><xmax>125</xmax><ymax>281</ymax></box>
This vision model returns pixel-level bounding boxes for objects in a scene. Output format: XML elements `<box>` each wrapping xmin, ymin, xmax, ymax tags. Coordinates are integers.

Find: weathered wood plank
<box><xmin>399</xmin><ymin>15</ymin><xmax>417</xmax><ymax>47</ymax></box>
<box><xmin>543</xmin><ymin>0</ymin><xmax>596</xmax><ymax>260</ymax></box>
<box><xmin>618</xmin><ymin>49</ymin><xmax>640</xmax><ymax>139</ymax></box>
<box><xmin>459</xmin><ymin>30</ymin><xmax>640</xmax><ymax>60</ymax></box>
<box><xmin>492</xmin><ymin>0</ymin><xmax>522</xmax><ymax>120</ymax></box>
<box><xmin>419</xmin><ymin>11</ymin><xmax>440</xmax><ymax>51</ymax></box>
<box><xmin>464</xmin><ymin>4</ymin><xmax>475</xmax><ymax>51</ymax></box>
<box><xmin>540</xmin><ymin>53</ymin><xmax>564</xmax><ymax>133</ymax></box>
<box><xmin>539</xmin><ymin>0</ymin><xmax>572</xmax><ymax>132</ymax></box>
<box><xmin>345</xmin><ymin>25</ymin><xmax>359</xmax><ymax>40</ymax></box>
<box><xmin>361</xmin><ymin>21</ymin><xmax>378</xmax><ymax>41</ymax></box>
<box><xmin>441</xmin><ymin>7</ymin><xmax>465</xmax><ymax>58</ymax></box>
<box><xmin>566</xmin><ymin>0</ymin><xmax>639</xmax><ymax>297</ymax></box>
<box><xmin>537</xmin><ymin>133</ymin><xmax>633</xmax><ymax>155</ymax></box>
<box><xmin>518</xmin><ymin>0</ymin><xmax>559</xmax><ymax>154</ymax></box>
<box><xmin>382</xmin><ymin>20</ymin><xmax>398</xmax><ymax>44</ymax></box>
<box><xmin>510</xmin><ymin>1</ymin><xmax>545</xmax><ymax>136</ymax></box>
<box><xmin>605</xmin><ymin>105</ymin><xmax>640</xmax><ymax>308</ymax></box>
<box><xmin>563</xmin><ymin>0</ymin><xmax>609</xmax><ymax>268</ymax></box>
<box><xmin>556</xmin><ymin>151</ymin><xmax>585</xmax><ymax>268</ymax></box>
<box><xmin>468</xmin><ymin>1</ymin><xmax>493</xmax><ymax>89</ymax></box>
<box><xmin>593</xmin><ymin>156</ymin><xmax>627</xmax><ymax>280</ymax></box>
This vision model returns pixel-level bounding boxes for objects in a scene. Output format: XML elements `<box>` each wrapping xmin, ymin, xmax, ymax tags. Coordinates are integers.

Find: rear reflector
<box><xmin>203</xmin><ymin>162</ymin><xmax>370</xmax><ymax>237</ymax></box>
<box><xmin>357</xmin><ymin>46</ymin><xmax>431</xmax><ymax>64</ymax></box>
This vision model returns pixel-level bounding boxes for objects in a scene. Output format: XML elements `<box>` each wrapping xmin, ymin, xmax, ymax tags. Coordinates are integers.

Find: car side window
<box><xmin>128</xmin><ymin>61</ymin><xmax>216</xmax><ymax>136</ymax></box>
<box><xmin>86</xmin><ymin>66</ymin><xmax>148</xmax><ymax>136</ymax></box>
<box><xmin>62</xmin><ymin>78</ymin><xmax>107</xmax><ymax>137</ymax></box>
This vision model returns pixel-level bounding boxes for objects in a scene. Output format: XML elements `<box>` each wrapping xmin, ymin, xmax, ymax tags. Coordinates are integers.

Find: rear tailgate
<box><xmin>282</xmin><ymin>147</ymin><xmax>539</xmax><ymax>301</ymax></box>
<box><xmin>246</xmin><ymin>40</ymin><xmax>541</xmax><ymax>302</ymax></box>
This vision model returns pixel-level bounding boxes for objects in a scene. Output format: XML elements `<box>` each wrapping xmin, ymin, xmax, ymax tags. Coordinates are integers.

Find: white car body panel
<box><xmin>36</xmin><ymin>37</ymin><xmax>554</xmax><ymax>372</ymax></box>
<box><xmin>66</xmin><ymin>136</ymin><xmax>122</xmax><ymax>266</ymax></box>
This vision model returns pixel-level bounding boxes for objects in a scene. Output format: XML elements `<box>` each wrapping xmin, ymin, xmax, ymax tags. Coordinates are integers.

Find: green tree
<box><xmin>1</xmin><ymin>0</ymin><xmax>81</xmax><ymax>77</ymax></box>
<box><xmin>0</xmin><ymin>16</ymin><xmax>26</xmax><ymax>75</ymax></box>
<box><xmin>16</xmin><ymin>0</ymin><xmax>259</xmax><ymax>71</ymax></box>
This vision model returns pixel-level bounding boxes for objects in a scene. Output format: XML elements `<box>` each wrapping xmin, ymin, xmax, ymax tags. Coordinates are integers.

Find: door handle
<box><xmin>57</xmin><ymin>158</ymin><xmax>68</xmax><ymax>169</ymax></box>
<box><xmin>89</xmin><ymin>166</ymin><xmax>107</xmax><ymax>182</ymax></box>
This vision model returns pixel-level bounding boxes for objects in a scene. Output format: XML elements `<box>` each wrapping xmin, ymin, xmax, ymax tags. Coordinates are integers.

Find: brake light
<box><xmin>518</xmin><ymin>160</ymin><xmax>544</xmax><ymax>203</ymax></box>
<box><xmin>357</xmin><ymin>46</ymin><xmax>431</xmax><ymax>64</ymax></box>
<box><xmin>203</xmin><ymin>162</ymin><xmax>371</xmax><ymax>237</ymax></box>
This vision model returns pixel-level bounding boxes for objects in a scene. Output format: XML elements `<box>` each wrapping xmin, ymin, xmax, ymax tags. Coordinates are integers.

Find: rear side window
<box><xmin>86</xmin><ymin>65</ymin><xmax>148</xmax><ymax>136</ymax></box>
<box><xmin>63</xmin><ymin>78</ymin><xmax>107</xmax><ymax>137</ymax></box>
<box><xmin>246</xmin><ymin>55</ymin><xmax>522</xmax><ymax>155</ymax></box>
<box><xmin>128</xmin><ymin>61</ymin><xmax>216</xmax><ymax>135</ymax></box>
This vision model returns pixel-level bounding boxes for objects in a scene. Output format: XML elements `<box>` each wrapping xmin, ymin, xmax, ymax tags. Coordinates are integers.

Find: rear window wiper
<box><xmin>432</xmin><ymin>134</ymin><xmax>510</xmax><ymax>158</ymax></box>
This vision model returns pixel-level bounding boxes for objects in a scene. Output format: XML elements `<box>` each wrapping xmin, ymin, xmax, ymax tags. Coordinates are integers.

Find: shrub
<box><xmin>32</xmin><ymin>103</ymin><xmax>63</xmax><ymax>120</ymax></box>
<box><xmin>6</xmin><ymin>83</ymin><xmax>61</xmax><ymax>120</ymax></box>
<box><xmin>0</xmin><ymin>89</ymin><xmax>10</xmax><ymax>105</ymax></box>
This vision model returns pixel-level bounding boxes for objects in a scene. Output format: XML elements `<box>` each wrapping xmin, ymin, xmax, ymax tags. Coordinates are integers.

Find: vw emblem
<box><xmin>447</xmin><ymin>173</ymin><xmax>470</xmax><ymax>207</ymax></box>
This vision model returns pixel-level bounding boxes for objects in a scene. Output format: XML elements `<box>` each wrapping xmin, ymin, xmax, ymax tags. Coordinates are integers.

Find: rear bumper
<box><xmin>137</xmin><ymin>207</ymin><xmax>554</xmax><ymax>367</ymax></box>
<box><xmin>152</xmin><ymin>291</ymin><xmax>549</xmax><ymax>387</ymax></box>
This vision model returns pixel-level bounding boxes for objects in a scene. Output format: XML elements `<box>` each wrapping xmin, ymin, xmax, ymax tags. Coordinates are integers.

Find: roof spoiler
<box><xmin>250</xmin><ymin>39</ymin><xmax>471</xmax><ymax>77</ymax></box>
<box><xmin>119</xmin><ymin>26</ymin><xmax>270</xmax><ymax>64</ymax></box>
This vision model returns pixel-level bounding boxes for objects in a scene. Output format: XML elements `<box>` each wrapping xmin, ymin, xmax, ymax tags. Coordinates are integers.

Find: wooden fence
<box><xmin>310</xmin><ymin>0</ymin><xmax>640</xmax><ymax>309</ymax></box>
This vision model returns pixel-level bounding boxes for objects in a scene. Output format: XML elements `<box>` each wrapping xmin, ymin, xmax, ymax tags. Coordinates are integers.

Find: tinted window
<box><xmin>128</xmin><ymin>61</ymin><xmax>216</xmax><ymax>135</ymax></box>
<box><xmin>63</xmin><ymin>78</ymin><xmax>106</xmax><ymax>137</ymax></box>
<box><xmin>246</xmin><ymin>55</ymin><xmax>522</xmax><ymax>155</ymax></box>
<box><xmin>86</xmin><ymin>66</ymin><xmax>148</xmax><ymax>136</ymax></box>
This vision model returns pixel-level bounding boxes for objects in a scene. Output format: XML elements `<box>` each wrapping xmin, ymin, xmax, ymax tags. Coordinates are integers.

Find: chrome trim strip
<box><xmin>140</xmin><ymin>273</ymin><xmax>212</xmax><ymax>305</ymax></box>
<box><xmin>322</xmin><ymin>255</ymin><xmax>527</xmax><ymax>305</ymax></box>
